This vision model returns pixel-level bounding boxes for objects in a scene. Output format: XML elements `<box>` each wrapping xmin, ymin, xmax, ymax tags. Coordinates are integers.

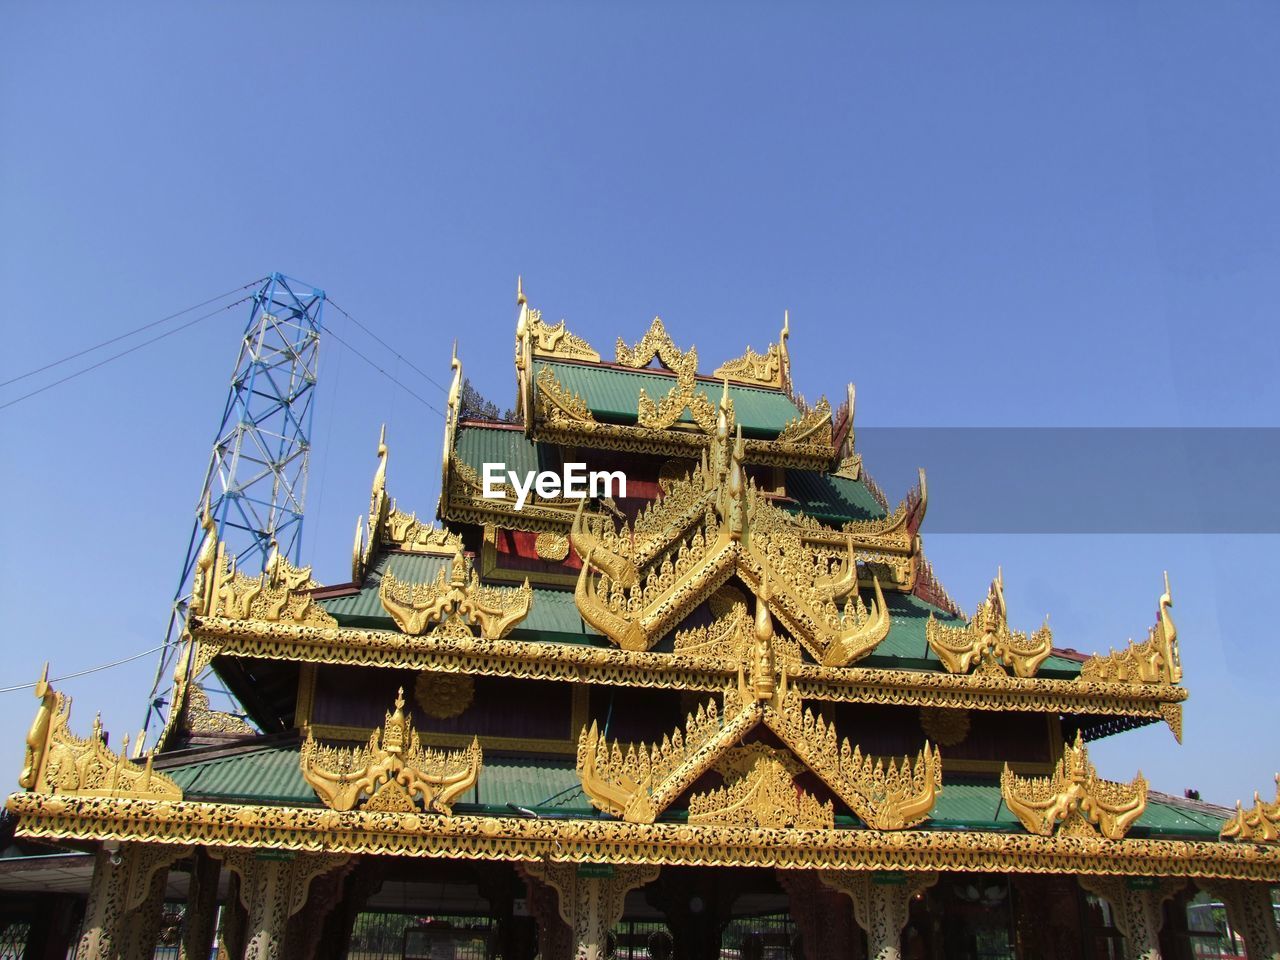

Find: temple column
<box><xmin>312</xmin><ymin>860</ymin><xmax>385</xmax><ymax>960</ymax></box>
<box><xmin>217</xmin><ymin>873</ymin><xmax>247</xmax><ymax>960</ymax></box>
<box><xmin>1198</xmin><ymin>880</ymin><xmax>1280</xmax><ymax>960</ymax></box>
<box><xmin>1011</xmin><ymin>875</ymin><xmax>1084</xmax><ymax>960</ymax></box>
<box><xmin>1078</xmin><ymin>877</ymin><xmax>1185</xmax><ymax>960</ymax></box>
<box><xmin>179</xmin><ymin>849</ymin><xmax>221</xmax><ymax>960</ymax></box>
<box><xmin>119</xmin><ymin>864</ymin><xmax>167</xmax><ymax>960</ymax></box>
<box><xmin>820</xmin><ymin>871</ymin><xmax>938</xmax><ymax>960</ymax></box>
<box><xmin>215</xmin><ymin>852</ymin><xmax>350</xmax><ymax>960</ymax></box>
<box><xmin>23</xmin><ymin>894</ymin><xmax>80</xmax><ymax>960</ymax></box>
<box><xmin>283</xmin><ymin>858</ymin><xmax>356</xmax><ymax>960</ymax></box>
<box><xmin>523</xmin><ymin>863</ymin><xmax>660</xmax><ymax>960</ymax></box>
<box><xmin>76</xmin><ymin>842</ymin><xmax>190</xmax><ymax>960</ymax></box>
<box><xmin>776</xmin><ymin>870</ymin><xmax>860</xmax><ymax>960</ymax></box>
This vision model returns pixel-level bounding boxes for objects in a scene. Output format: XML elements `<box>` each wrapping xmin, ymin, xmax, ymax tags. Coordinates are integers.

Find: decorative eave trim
<box><xmin>191</xmin><ymin>617</ymin><xmax>1187</xmax><ymax>729</ymax></box>
<box><xmin>8</xmin><ymin>792</ymin><xmax>1276</xmax><ymax>881</ymax></box>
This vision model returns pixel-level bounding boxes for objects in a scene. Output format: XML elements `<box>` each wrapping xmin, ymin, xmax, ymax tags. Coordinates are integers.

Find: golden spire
<box><xmin>780</xmin><ymin>309</ymin><xmax>791</xmax><ymax>389</ymax></box>
<box><xmin>516</xmin><ymin>274</ymin><xmax>526</xmax><ymax>306</ymax></box>
<box><xmin>447</xmin><ymin>341</ymin><xmax>462</xmax><ymax>411</ymax></box>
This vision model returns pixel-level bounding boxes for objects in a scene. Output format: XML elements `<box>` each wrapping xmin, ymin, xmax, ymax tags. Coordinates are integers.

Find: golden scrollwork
<box><xmin>414</xmin><ymin>671</ymin><xmax>476</xmax><ymax>720</ymax></box>
<box><xmin>689</xmin><ymin>746</ymin><xmax>833</xmax><ymax>830</ymax></box>
<box><xmin>185</xmin><ymin>683</ymin><xmax>255</xmax><ymax>737</ymax></box>
<box><xmin>712</xmin><ymin>313</ymin><xmax>789</xmax><ymax>389</ymax></box>
<box><xmin>12</xmin><ymin>788</ymin><xmax>1280</xmax><ymax>880</ymax></box>
<box><xmin>615</xmin><ymin>317</ymin><xmax>686</xmax><ymax>370</ymax></box>
<box><xmin>202</xmin><ymin>542</ymin><xmax>337</xmax><ymax>628</ymax></box>
<box><xmin>19</xmin><ymin>667</ymin><xmax>181</xmax><ymax>800</ymax></box>
<box><xmin>379</xmin><ymin>550</ymin><xmax>532</xmax><ymax>638</ymax></box>
<box><xmin>533</xmin><ymin>531</ymin><xmax>570</xmax><ymax>562</ymax></box>
<box><xmin>928</xmin><ymin>570</ymin><xmax>1052</xmax><ymax>678</ymax></box>
<box><xmin>1220</xmin><ymin>775</ymin><xmax>1280</xmax><ymax>844</ymax></box>
<box><xmin>766</xmin><ymin>694</ymin><xmax>942</xmax><ymax>830</ymax></box>
<box><xmin>776</xmin><ymin>396</ymin><xmax>833</xmax><ymax>446</ymax></box>
<box><xmin>299</xmin><ymin>688</ymin><xmax>481</xmax><ymax>813</ymax></box>
<box><xmin>1082</xmin><ymin>573</ymin><xmax>1181</xmax><ymax>686</ymax></box>
<box><xmin>919</xmin><ymin>706</ymin><xmax>971</xmax><ymax>747</ymax></box>
<box><xmin>535</xmin><ymin>365</ymin><xmax>597</xmax><ymax>426</ymax></box>
<box><xmin>386</xmin><ymin>512</ymin><xmax>464</xmax><ymax>556</ymax></box>
<box><xmin>526</xmin><ymin>310</ymin><xmax>600</xmax><ymax>362</ymax></box>
<box><xmin>1001</xmin><ymin>731</ymin><xmax>1147</xmax><ymax>840</ymax></box>
<box><xmin>578</xmin><ymin>581</ymin><xmax>940</xmax><ymax>832</ymax></box>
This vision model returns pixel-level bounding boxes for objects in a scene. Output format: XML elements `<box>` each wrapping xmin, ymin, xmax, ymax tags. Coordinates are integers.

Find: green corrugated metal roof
<box><xmin>540</xmin><ymin>361</ymin><xmax>801</xmax><ymax>437</ymax></box>
<box><xmin>455</xmin><ymin>424</ymin><xmax>553</xmax><ymax>479</ymax></box>
<box><xmin>784</xmin><ymin>469</ymin><xmax>886</xmax><ymax>523</ymax></box>
<box><xmin>166</xmin><ymin>745</ymin><xmax>315</xmax><ymax>805</ymax></box>
<box><xmin>319</xmin><ymin>551</ymin><xmax>1079</xmax><ymax>674</ymax></box>
<box><xmin>320</xmin><ymin>552</ymin><xmax>602</xmax><ymax>639</ymax></box>
<box><xmin>926</xmin><ymin>778</ymin><xmax>1225</xmax><ymax>838</ymax></box>
<box><xmin>161</xmin><ymin>746</ymin><xmax>1226</xmax><ymax>838</ymax></box>
<box><xmin>867</xmin><ymin>592</ymin><xmax>1082</xmax><ymax>676</ymax></box>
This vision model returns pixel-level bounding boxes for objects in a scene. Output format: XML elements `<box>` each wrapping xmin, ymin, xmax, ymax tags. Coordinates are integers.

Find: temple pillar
<box><xmin>523</xmin><ymin>863</ymin><xmax>660</xmax><ymax>960</ymax></box>
<box><xmin>23</xmin><ymin>894</ymin><xmax>80</xmax><ymax>960</ymax></box>
<box><xmin>217</xmin><ymin>873</ymin><xmax>247</xmax><ymax>960</ymax></box>
<box><xmin>312</xmin><ymin>860</ymin><xmax>385</xmax><ymax>960</ymax></box>
<box><xmin>820</xmin><ymin>871</ymin><xmax>938</xmax><ymax>960</ymax></box>
<box><xmin>1197</xmin><ymin>880</ymin><xmax>1280</xmax><ymax>960</ymax></box>
<box><xmin>1011</xmin><ymin>875</ymin><xmax>1084</xmax><ymax>960</ymax></box>
<box><xmin>283</xmin><ymin>858</ymin><xmax>356</xmax><ymax>960</ymax></box>
<box><xmin>776</xmin><ymin>870</ymin><xmax>861</xmax><ymax>960</ymax></box>
<box><xmin>520</xmin><ymin>866</ymin><xmax>574</xmax><ymax>960</ymax></box>
<box><xmin>119</xmin><ymin>864</ymin><xmax>167</xmax><ymax>960</ymax></box>
<box><xmin>215</xmin><ymin>851</ymin><xmax>350</xmax><ymax>960</ymax></box>
<box><xmin>179</xmin><ymin>849</ymin><xmax>221</xmax><ymax>960</ymax></box>
<box><xmin>76</xmin><ymin>842</ymin><xmax>190</xmax><ymax>960</ymax></box>
<box><xmin>1078</xmin><ymin>876</ymin><xmax>1185</xmax><ymax>960</ymax></box>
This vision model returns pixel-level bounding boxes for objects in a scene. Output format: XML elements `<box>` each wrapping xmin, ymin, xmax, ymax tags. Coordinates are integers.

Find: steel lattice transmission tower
<box><xmin>142</xmin><ymin>273</ymin><xmax>325</xmax><ymax>742</ymax></box>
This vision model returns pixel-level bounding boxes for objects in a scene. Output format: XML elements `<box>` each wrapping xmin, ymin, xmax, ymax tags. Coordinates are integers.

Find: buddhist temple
<box><xmin>5</xmin><ymin>284</ymin><xmax>1279</xmax><ymax>960</ymax></box>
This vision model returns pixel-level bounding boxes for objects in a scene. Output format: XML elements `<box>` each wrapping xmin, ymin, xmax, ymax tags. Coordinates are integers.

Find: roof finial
<box><xmin>516</xmin><ymin>275</ymin><xmax>526</xmax><ymax>306</ymax></box>
<box><xmin>782</xmin><ymin>308</ymin><xmax>790</xmax><ymax>341</ymax></box>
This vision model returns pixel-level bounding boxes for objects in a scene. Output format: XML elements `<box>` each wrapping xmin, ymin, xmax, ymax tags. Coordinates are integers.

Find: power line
<box><xmin>322</xmin><ymin>323</ymin><xmax>446</xmax><ymax>417</ymax></box>
<box><xmin>1</xmin><ymin>645</ymin><xmax>166</xmax><ymax>694</ymax></box>
<box><xmin>0</xmin><ymin>294</ymin><xmax>255</xmax><ymax>412</ymax></box>
<box><xmin>0</xmin><ymin>278</ymin><xmax>266</xmax><ymax>389</ymax></box>
<box><xmin>326</xmin><ymin>297</ymin><xmax>449</xmax><ymax>394</ymax></box>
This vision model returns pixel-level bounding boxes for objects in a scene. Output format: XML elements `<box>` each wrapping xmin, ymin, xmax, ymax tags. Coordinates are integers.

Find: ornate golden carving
<box><xmin>197</xmin><ymin>536</ymin><xmax>335</xmax><ymax>628</ymax></box>
<box><xmin>413</xmin><ymin>671</ymin><xmax>475</xmax><ymax>720</ymax></box>
<box><xmin>578</xmin><ymin>583</ymin><xmax>940</xmax><ymax>833</ymax></box>
<box><xmin>533</xmin><ymin>531</ymin><xmax>570</xmax><ymax>562</ymax></box>
<box><xmin>928</xmin><ymin>570</ymin><xmax>1052</xmax><ymax>678</ymax></box>
<box><xmin>185</xmin><ymin>684</ymin><xmax>255</xmax><ymax>736</ymax></box>
<box><xmin>615</xmin><ymin>317</ymin><xmax>685</xmax><ymax>369</ymax></box>
<box><xmin>919</xmin><ymin>706</ymin><xmax>971</xmax><ymax>747</ymax></box>
<box><xmin>18</xmin><ymin>668</ymin><xmax>181</xmax><ymax>800</ymax></box>
<box><xmin>1082</xmin><ymin>573</ymin><xmax>1181</xmax><ymax>686</ymax></box>
<box><xmin>535</xmin><ymin>365</ymin><xmax>597</xmax><ymax>425</ymax></box>
<box><xmin>766</xmin><ymin>694</ymin><xmax>942</xmax><ymax>831</ymax></box>
<box><xmin>386</xmin><ymin>512</ymin><xmax>464</xmax><ymax>556</ymax></box>
<box><xmin>194</xmin><ymin>611</ymin><xmax>1187</xmax><ymax>734</ymax></box>
<box><xmin>1220</xmin><ymin>775</ymin><xmax>1279</xmax><ymax>843</ymax></box>
<box><xmin>299</xmin><ymin>688</ymin><xmax>481</xmax><ymax>813</ymax></box>
<box><xmin>379</xmin><ymin>550</ymin><xmax>531</xmax><ymax>638</ymax></box>
<box><xmin>776</xmin><ymin>396</ymin><xmax>832</xmax><ymax>446</ymax></box>
<box><xmin>1001</xmin><ymin>731</ymin><xmax>1147</xmax><ymax>840</ymax></box>
<box><xmin>527</xmin><ymin>310</ymin><xmax>600</xmax><ymax>362</ymax></box>
<box><xmin>712</xmin><ymin>313</ymin><xmax>789</xmax><ymax>389</ymax></box>
<box><xmin>689</xmin><ymin>746</ymin><xmax>833</xmax><ymax>830</ymax></box>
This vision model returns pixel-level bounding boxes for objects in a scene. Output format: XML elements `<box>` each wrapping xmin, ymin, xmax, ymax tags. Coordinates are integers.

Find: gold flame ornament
<box><xmin>300</xmin><ymin>688</ymin><xmax>481</xmax><ymax>814</ymax></box>
<box><xmin>1000</xmin><ymin>731</ymin><xmax>1147</xmax><ymax>840</ymax></box>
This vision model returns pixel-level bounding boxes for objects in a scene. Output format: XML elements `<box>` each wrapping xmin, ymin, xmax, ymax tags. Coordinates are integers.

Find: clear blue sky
<box><xmin>2</xmin><ymin>3</ymin><xmax>1277</xmax><ymax>805</ymax></box>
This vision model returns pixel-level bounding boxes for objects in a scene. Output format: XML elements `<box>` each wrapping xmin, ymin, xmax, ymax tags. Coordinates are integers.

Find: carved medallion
<box><xmin>919</xmin><ymin>706</ymin><xmax>970</xmax><ymax>747</ymax></box>
<box><xmin>414</xmin><ymin>671</ymin><xmax>476</xmax><ymax>720</ymax></box>
<box><xmin>534</xmin><ymin>531</ymin><xmax>571</xmax><ymax>562</ymax></box>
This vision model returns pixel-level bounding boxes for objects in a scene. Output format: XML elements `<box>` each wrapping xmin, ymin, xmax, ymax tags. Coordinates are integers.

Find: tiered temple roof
<box><xmin>10</xmin><ymin>283</ymin><xmax>1278</xmax><ymax>889</ymax></box>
